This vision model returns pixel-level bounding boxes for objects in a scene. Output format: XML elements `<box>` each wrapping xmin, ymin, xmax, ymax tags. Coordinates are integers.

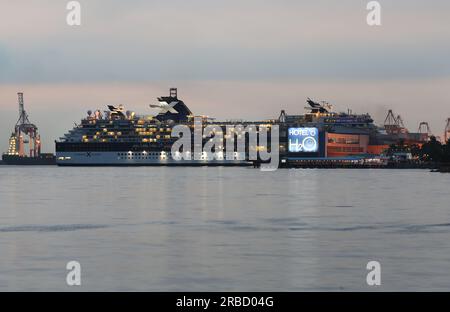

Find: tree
<box><xmin>442</xmin><ymin>139</ymin><xmax>450</xmax><ymax>163</ymax></box>
<box><xmin>419</xmin><ymin>136</ymin><xmax>443</xmax><ymax>162</ymax></box>
<box><xmin>386</xmin><ymin>139</ymin><xmax>407</xmax><ymax>156</ymax></box>
<box><xmin>410</xmin><ymin>144</ymin><xmax>421</xmax><ymax>158</ymax></box>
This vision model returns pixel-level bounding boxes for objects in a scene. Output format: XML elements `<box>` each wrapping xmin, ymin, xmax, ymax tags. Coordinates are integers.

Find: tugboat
<box><xmin>1</xmin><ymin>93</ymin><xmax>56</xmax><ymax>165</ymax></box>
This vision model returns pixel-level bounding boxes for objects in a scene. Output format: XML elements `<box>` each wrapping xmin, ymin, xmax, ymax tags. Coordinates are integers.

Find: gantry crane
<box><xmin>445</xmin><ymin>118</ymin><xmax>450</xmax><ymax>143</ymax></box>
<box><xmin>384</xmin><ymin>110</ymin><xmax>408</xmax><ymax>134</ymax></box>
<box><xmin>6</xmin><ymin>93</ymin><xmax>41</xmax><ymax>157</ymax></box>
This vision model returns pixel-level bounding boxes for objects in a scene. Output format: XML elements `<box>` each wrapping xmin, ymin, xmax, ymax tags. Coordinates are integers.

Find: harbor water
<box><xmin>0</xmin><ymin>167</ymin><xmax>449</xmax><ymax>291</ymax></box>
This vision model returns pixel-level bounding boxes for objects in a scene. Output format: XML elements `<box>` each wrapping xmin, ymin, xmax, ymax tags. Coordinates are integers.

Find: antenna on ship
<box><xmin>170</xmin><ymin>88</ymin><xmax>177</xmax><ymax>99</ymax></box>
<box><xmin>278</xmin><ymin>110</ymin><xmax>287</xmax><ymax>123</ymax></box>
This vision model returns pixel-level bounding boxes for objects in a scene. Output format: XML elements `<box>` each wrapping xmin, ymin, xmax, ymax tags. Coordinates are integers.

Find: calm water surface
<box><xmin>0</xmin><ymin>167</ymin><xmax>449</xmax><ymax>291</ymax></box>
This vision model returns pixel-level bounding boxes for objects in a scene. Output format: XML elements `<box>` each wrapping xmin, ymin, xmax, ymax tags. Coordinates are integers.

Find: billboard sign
<box><xmin>288</xmin><ymin>127</ymin><xmax>319</xmax><ymax>153</ymax></box>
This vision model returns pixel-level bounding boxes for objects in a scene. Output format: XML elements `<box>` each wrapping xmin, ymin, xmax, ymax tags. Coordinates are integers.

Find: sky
<box><xmin>0</xmin><ymin>0</ymin><xmax>450</xmax><ymax>153</ymax></box>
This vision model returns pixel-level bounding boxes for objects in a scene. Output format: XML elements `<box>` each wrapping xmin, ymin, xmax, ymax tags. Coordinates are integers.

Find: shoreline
<box><xmin>0</xmin><ymin>161</ymin><xmax>443</xmax><ymax>170</ymax></box>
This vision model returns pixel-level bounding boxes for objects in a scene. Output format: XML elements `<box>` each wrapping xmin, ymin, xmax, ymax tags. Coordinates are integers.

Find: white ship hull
<box><xmin>56</xmin><ymin>151</ymin><xmax>250</xmax><ymax>166</ymax></box>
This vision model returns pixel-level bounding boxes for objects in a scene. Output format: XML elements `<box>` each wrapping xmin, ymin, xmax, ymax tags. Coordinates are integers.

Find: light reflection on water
<box><xmin>0</xmin><ymin>167</ymin><xmax>449</xmax><ymax>291</ymax></box>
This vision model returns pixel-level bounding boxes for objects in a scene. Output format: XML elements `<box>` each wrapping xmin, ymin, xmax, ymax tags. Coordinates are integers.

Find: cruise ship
<box><xmin>56</xmin><ymin>88</ymin><xmax>427</xmax><ymax>167</ymax></box>
<box><xmin>56</xmin><ymin>88</ymin><xmax>271</xmax><ymax>166</ymax></box>
<box><xmin>278</xmin><ymin>98</ymin><xmax>381</xmax><ymax>158</ymax></box>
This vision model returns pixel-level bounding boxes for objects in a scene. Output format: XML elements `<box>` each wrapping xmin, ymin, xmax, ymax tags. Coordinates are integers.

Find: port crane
<box><xmin>6</xmin><ymin>93</ymin><xmax>41</xmax><ymax>157</ymax></box>
<box><xmin>445</xmin><ymin>118</ymin><xmax>450</xmax><ymax>143</ymax></box>
<box><xmin>418</xmin><ymin>121</ymin><xmax>432</xmax><ymax>141</ymax></box>
<box><xmin>384</xmin><ymin>110</ymin><xmax>408</xmax><ymax>134</ymax></box>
